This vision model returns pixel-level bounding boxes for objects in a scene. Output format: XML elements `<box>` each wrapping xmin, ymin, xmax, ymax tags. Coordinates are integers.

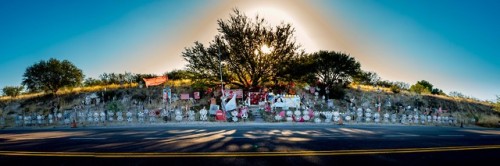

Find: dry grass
<box><xmin>1</xmin><ymin>82</ymin><xmax>499</xmax><ymax>128</ymax></box>
<box><xmin>165</xmin><ymin>79</ymin><xmax>193</xmax><ymax>87</ymax></box>
<box><xmin>0</xmin><ymin>92</ymin><xmax>45</xmax><ymax>101</ymax></box>
<box><xmin>348</xmin><ymin>84</ymin><xmax>493</xmax><ymax>108</ymax></box>
<box><xmin>476</xmin><ymin>113</ymin><xmax>500</xmax><ymax>128</ymax></box>
<box><xmin>349</xmin><ymin>84</ymin><xmax>392</xmax><ymax>93</ymax></box>
<box><xmin>0</xmin><ymin>84</ymin><xmax>139</xmax><ymax>102</ymax></box>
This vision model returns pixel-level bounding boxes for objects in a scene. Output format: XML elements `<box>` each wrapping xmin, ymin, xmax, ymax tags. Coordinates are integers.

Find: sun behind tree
<box><xmin>182</xmin><ymin>8</ymin><xmax>300</xmax><ymax>88</ymax></box>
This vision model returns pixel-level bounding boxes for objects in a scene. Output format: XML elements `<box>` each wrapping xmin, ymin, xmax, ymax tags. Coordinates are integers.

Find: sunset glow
<box><xmin>0</xmin><ymin>0</ymin><xmax>499</xmax><ymax>100</ymax></box>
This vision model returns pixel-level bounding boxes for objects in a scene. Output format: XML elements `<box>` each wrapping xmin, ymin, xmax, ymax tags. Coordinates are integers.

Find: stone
<box><xmin>188</xmin><ymin>110</ymin><xmax>196</xmax><ymax>121</ymax></box>
<box><xmin>345</xmin><ymin>115</ymin><xmax>352</xmax><ymax>121</ymax></box>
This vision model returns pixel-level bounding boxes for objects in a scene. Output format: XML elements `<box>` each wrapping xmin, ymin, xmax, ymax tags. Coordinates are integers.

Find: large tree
<box><xmin>310</xmin><ymin>50</ymin><xmax>361</xmax><ymax>87</ymax></box>
<box><xmin>22</xmin><ymin>58</ymin><xmax>84</xmax><ymax>94</ymax></box>
<box><xmin>182</xmin><ymin>9</ymin><xmax>300</xmax><ymax>88</ymax></box>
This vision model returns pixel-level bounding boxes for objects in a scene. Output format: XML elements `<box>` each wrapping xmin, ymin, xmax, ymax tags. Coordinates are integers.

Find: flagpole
<box><xmin>219</xmin><ymin>48</ymin><xmax>226</xmax><ymax>113</ymax></box>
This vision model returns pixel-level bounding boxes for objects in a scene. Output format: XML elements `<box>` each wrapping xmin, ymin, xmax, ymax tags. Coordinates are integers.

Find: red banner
<box><xmin>143</xmin><ymin>76</ymin><xmax>168</xmax><ymax>87</ymax></box>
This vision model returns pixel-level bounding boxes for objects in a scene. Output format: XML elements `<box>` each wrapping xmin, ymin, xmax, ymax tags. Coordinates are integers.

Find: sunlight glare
<box><xmin>261</xmin><ymin>44</ymin><xmax>272</xmax><ymax>54</ymax></box>
<box><xmin>245</xmin><ymin>5</ymin><xmax>317</xmax><ymax>53</ymax></box>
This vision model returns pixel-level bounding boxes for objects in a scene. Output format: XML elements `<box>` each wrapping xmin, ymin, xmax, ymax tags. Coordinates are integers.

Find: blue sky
<box><xmin>0</xmin><ymin>0</ymin><xmax>499</xmax><ymax>101</ymax></box>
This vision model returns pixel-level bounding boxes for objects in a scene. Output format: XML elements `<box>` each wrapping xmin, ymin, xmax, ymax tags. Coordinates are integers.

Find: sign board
<box><xmin>215</xmin><ymin>110</ymin><xmax>226</xmax><ymax>121</ymax></box>
<box><xmin>167</xmin><ymin>88</ymin><xmax>172</xmax><ymax>100</ymax></box>
<box><xmin>248</xmin><ymin>92</ymin><xmax>267</xmax><ymax>105</ymax></box>
<box><xmin>180</xmin><ymin>93</ymin><xmax>190</xmax><ymax>100</ymax></box>
<box><xmin>194</xmin><ymin>92</ymin><xmax>200</xmax><ymax>99</ymax></box>
<box><xmin>224</xmin><ymin>89</ymin><xmax>243</xmax><ymax>99</ymax></box>
<box><xmin>272</xmin><ymin>95</ymin><xmax>300</xmax><ymax>108</ymax></box>
<box><xmin>163</xmin><ymin>88</ymin><xmax>168</xmax><ymax>101</ymax></box>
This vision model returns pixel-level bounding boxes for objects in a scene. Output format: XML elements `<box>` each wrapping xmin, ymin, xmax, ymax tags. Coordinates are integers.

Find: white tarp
<box><xmin>225</xmin><ymin>94</ymin><xmax>237</xmax><ymax>111</ymax></box>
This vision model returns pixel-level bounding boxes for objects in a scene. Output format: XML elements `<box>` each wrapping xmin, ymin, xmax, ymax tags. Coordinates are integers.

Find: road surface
<box><xmin>1</xmin><ymin>123</ymin><xmax>499</xmax><ymax>165</ymax></box>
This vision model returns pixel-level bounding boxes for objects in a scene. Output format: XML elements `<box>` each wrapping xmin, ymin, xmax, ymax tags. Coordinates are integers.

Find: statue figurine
<box><xmin>200</xmin><ymin>107</ymin><xmax>208</xmax><ymax>121</ymax></box>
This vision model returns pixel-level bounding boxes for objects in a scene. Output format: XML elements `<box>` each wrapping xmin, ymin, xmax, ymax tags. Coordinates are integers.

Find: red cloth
<box><xmin>265</xmin><ymin>104</ymin><xmax>271</xmax><ymax>112</ymax></box>
<box><xmin>279</xmin><ymin>111</ymin><xmax>285</xmax><ymax>117</ymax></box>
<box><xmin>143</xmin><ymin>76</ymin><xmax>168</xmax><ymax>87</ymax></box>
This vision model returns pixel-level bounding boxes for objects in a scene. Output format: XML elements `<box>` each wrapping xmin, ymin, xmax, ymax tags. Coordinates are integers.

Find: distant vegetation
<box><xmin>2</xmin><ymin>86</ymin><xmax>23</xmax><ymax>98</ymax></box>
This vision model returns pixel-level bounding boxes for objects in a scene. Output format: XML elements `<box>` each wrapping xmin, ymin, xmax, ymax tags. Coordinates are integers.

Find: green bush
<box><xmin>390</xmin><ymin>85</ymin><xmax>401</xmax><ymax>94</ymax></box>
<box><xmin>106</xmin><ymin>101</ymin><xmax>124</xmax><ymax>112</ymax></box>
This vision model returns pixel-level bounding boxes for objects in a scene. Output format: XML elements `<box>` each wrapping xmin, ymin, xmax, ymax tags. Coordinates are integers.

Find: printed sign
<box><xmin>163</xmin><ymin>88</ymin><xmax>168</xmax><ymax>101</ymax></box>
<box><xmin>194</xmin><ymin>92</ymin><xmax>200</xmax><ymax>99</ymax></box>
<box><xmin>180</xmin><ymin>93</ymin><xmax>190</xmax><ymax>100</ymax></box>
<box><xmin>224</xmin><ymin>89</ymin><xmax>243</xmax><ymax>98</ymax></box>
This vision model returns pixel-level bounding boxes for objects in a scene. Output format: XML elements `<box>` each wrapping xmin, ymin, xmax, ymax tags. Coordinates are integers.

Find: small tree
<box><xmin>353</xmin><ymin>71</ymin><xmax>380</xmax><ymax>86</ymax></box>
<box><xmin>494</xmin><ymin>95</ymin><xmax>500</xmax><ymax>113</ymax></box>
<box><xmin>390</xmin><ymin>85</ymin><xmax>401</xmax><ymax>93</ymax></box>
<box><xmin>2</xmin><ymin>86</ymin><xmax>24</xmax><ymax>98</ymax></box>
<box><xmin>22</xmin><ymin>58</ymin><xmax>84</xmax><ymax>94</ymax></box>
<box><xmin>431</xmin><ymin>88</ymin><xmax>446</xmax><ymax>95</ymax></box>
<box><xmin>409</xmin><ymin>83</ymin><xmax>429</xmax><ymax>94</ymax></box>
<box><xmin>83</xmin><ymin>77</ymin><xmax>104</xmax><ymax>87</ymax></box>
<box><xmin>165</xmin><ymin>69</ymin><xmax>194</xmax><ymax>80</ymax></box>
<box><xmin>416</xmin><ymin>80</ymin><xmax>433</xmax><ymax>92</ymax></box>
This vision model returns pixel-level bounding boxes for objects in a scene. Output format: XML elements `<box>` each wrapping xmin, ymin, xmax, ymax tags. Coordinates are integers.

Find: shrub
<box><xmin>476</xmin><ymin>114</ymin><xmax>500</xmax><ymax>128</ymax></box>
<box><xmin>390</xmin><ymin>85</ymin><xmax>401</xmax><ymax>94</ymax></box>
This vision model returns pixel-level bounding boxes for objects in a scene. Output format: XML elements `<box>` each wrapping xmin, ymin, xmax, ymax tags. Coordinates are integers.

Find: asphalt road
<box><xmin>1</xmin><ymin>124</ymin><xmax>499</xmax><ymax>165</ymax></box>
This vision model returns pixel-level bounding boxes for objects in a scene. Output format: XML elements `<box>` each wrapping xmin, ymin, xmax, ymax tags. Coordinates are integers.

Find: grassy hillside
<box><xmin>1</xmin><ymin>83</ymin><xmax>498</xmax><ymax>128</ymax></box>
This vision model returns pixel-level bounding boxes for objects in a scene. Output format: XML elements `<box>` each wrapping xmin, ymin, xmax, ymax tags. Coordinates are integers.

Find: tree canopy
<box><xmin>409</xmin><ymin>80</ymin><xmax>445</xmax><ymax>95</ymax></box>
<box><xmin>353</xmin><ymin>71</ymin><xmax>380</xmax><ymax>85</ymax></box>
<box><xmin>309</xmin><ymin>50</ymin><xmax>361</xmax><ymax>87</ymax></box>
<box><xmin>182</xmin><ymin>9</ymin><xmax>300</xmax><ymax>88</ymax></box>
<box><xmin>22</xmin><ymin>58</ymin><xmax>84</xmax><ymax>94</ymax></box>
<box><xmin>2</xmin><ymin>86</ymin><xmax>23</xmax><ymax>98</ymax></box>
<box><xmin>494</xmin><ymin>95</ymin><xmax>500</xmax><ymax>113</ymax></box>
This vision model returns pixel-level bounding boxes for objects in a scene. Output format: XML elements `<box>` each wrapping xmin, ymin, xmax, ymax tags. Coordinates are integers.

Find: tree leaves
<box><xmin>309</xmin><ymin>50</ymin><xmax>361</xmax><ymax>87</ymax></box>
<box><xmin>2</xmin><ymin>86</ymin><xmax>23</xmax><ymax>98</ymax></box>
<box><xmin>182</xmin><ymin>8</ymin><xmax>300</xmax><ymax>88</ymax></box>
<box><xmin>22</xmin><ymin>58</ymin><xmax>84</xmax><ymax>94</ymax></box>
